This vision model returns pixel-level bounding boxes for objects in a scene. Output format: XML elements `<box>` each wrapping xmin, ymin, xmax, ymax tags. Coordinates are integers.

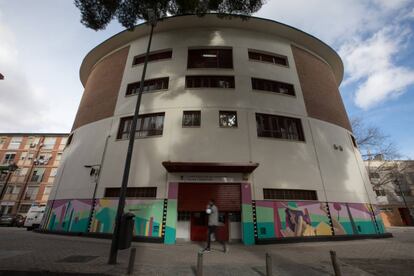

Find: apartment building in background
<box><xmin>0</xmin><ymin>133</ymin><xmax>68</xmax><ymax>215</ymax></box>
<box><xmin>366</xmin><ymin>159</ymin><xmax>414</xmax><ymax>226</ymax></box>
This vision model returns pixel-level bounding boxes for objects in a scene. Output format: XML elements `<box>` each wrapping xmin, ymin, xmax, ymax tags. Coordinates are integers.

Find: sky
<box><xmin>0</xmin><ymin>1</ymin><xmax>413</xmax><ymax>158</ymax></box>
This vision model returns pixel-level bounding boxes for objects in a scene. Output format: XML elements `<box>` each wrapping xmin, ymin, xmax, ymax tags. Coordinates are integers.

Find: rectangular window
<box><xmin>117</xmin><ymin>113</ymin><xmax>165</xmax><ymax>140</ymax></box>
<box><xmin>182</xmin><ymin>111</ymin><xmax>201</xmax><ymax>127</ymax></box>
<box><xmin>256</xmin><ymin>113</ymin><xmax>305</xmax><ymax>141</ymax></box>
<box><xmin>351</xmin><ymin>135</ymin><xmax>358</xmax><ymax>148</ymax></box>
<box><xmin>126</xmin><ymin>77</ymin><xmax>169</xmax><ymax>96</ymax></box>
<box><xmin>56</xmin><ymin>153</ymin><xmax>62</xmax><ymax>161</ymax></box>
<box><xmin>251</xmin><ymin>78</ymin><xmax>295</xmax><ymax>96</ymax></box>
<box><xmin>43</xmin><ymin>186</ymin><xmax>52</xmax><ymax>196</ymax></box>
<box><xmin>50</xmin><ymin>168</ymin><xmax>58</xmax><ymax>177</ymax></box>
<box><xmin>20</xmin><ymin>152</ymin><xmax>27</xmax><ymax>160</ymax></box>
<box><xmin>0</xmin><ymin>137</ymin><xmax>6</xmax><ymax>146</ymax></box>
<box><xmin>27</xmin><ymin>137</ymin><xmax>40</xmax><ymax>148</ymax></box>
<box><xmin>263</xmin><ymin>188</ymin><xmax>317</xmax><ymax>200</ymax></box>
<box><xmin>19</xmin><ymin>204</ymin><xmax>32</xmax><ymax>213</ymax></box>
<box><xmin>12</xmin><ymin>186</ymin><xmax>21</xmax><ymax>194</ymax></box>
<box><xmin>375</xmin><ymin>189</ymin><xmax>386</xmax><ymax>196</ymax></box>
<box><xmin>24</xmin><ymin>186</ymin><xmax>39</xmax><ymax>200</ymax></box>
<box><xmin>5</xmin><ymin>185</ymin><xmax>13</xmax><ymax>194</ymax></box>
<box><xmin>248</xmin><ymin>50</ymin><xmax>288</xmax><ymax>66</ymax></box>
<box><xmin>43</xmin><ymin>137</ymin><xmax>56</xmax><ymax>150</ymax></box>
<box><xmin>27</xmin><ymin>153</ymin><xmax>34</xmax><ymax>160</ymax></box>
<box><xmin>188</xmin><ymin>48</ymin><xmax>233</xmax><ymax>69</ymax></box>
<box><xmin>8</xmin><ymin>137</ymin><xmax>22</xmax><ymax>149</ymax></box>
<box><xmin>104</xmin><ymin>187</ymin><xmax>157</xmax><ymax>198</ymax></box>
<box><xmin>59</xmin><ymin>137</ymin><xmax>68</xmax><ymax>150</ymax></box>
<box><xmin>2</xmin><ymin>152</ymin><xmax>16</xmax><ymax>164</ymax></box>
<box><xmin>219</xmin><ymin>111</ymin><xmax>238</xmax><ymax>128</ymax></box>
<box><xmin>133</xmin><ymin>49</ymin><xmax>172</xmax><ymax>66</ymax></box>
<box><xmin>37</xmin><ymin>153</ymin><xmax>52</xmax><ymax>165</ymax></box>
<box><xmin>30</xmin><ymin>168</ymin><xmax>45</xmax><ymax>182</ymax></box>
<box><xmin>186</xmin><ymin>75</ymin><xmax>235</xmax><ymax>88</ymax></box>
<box><xmin>18</xmin><ymin>168</ymin><xmax>29</xmax><ymax>176</ymax></box>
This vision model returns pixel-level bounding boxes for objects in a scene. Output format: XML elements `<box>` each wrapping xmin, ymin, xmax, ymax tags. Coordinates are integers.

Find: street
<box><xmin>0</xmin><ymin>227</ymin><xmax>413</xmax><ymax>275</ymax></box>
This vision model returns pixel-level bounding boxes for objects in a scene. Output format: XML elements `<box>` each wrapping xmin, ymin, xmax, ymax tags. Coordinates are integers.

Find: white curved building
<box><xmin>43</xmin><ymin>14</ymin><xmax>386</xmax><ymax>244</ymax></box>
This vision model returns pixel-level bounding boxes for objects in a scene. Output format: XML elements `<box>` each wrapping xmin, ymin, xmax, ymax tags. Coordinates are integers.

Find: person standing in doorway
<box><xmin>204</xmin><ymin>199</ymin><xmax>228</xmax><ymax>253</ymax></box>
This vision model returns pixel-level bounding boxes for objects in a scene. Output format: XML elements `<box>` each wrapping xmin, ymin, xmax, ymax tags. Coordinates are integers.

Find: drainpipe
<box><xmin>86</xmin><ymin>135</ymin><xmax>111</xmax><ymax>232</ymax></box>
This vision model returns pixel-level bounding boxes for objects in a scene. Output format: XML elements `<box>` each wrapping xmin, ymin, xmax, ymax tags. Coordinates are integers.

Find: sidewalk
<box><xmin>0</xmin><ymin>227</ymin><xmax>414</xmax><ymax>275</ymax></box>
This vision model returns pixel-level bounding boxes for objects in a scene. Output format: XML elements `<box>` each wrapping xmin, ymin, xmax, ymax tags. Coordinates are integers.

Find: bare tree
<box><xmin>351</xmin><ymin>117</ymin><xmax>400</xmax><ymax>161</ymax></box>
<box><xmin>351</xmin><ymin>116</ymin><xmax>413</xmax><ymax>222</ymax></box>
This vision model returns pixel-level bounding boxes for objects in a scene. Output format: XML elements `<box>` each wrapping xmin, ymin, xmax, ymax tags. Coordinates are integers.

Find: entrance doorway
<box><xmin>177</xmin><ymin>183</ymin><xmax>241</xmax><ymax>242</ymax></box>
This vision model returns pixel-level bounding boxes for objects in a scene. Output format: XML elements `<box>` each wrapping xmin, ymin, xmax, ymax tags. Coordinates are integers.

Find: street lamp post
<box><xmin>108</xmin><ymin>9</ymin><xmax>157</xmax><ymax>265</ymax></box>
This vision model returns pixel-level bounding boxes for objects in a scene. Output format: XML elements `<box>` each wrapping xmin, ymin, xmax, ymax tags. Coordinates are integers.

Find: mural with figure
<box><xmin>256</xmin><ymin>201</ymin><xmax>384</xmax><ymax>240</ymax></box>
<box><xmin>42</xmin><ymin>196</ymin><xmax>385</xmax><ymax>244</ymax></box>
<box><xmin>91</xmin><ymin>199</ymin><xmax>164</xmax><ymax>238</ymax></box>
<box><xmin>256</xmin><ymin>201</ymin><xmax>333</xmax><ymax>239</ymax></box>
<box><xmin>46</xmin><ymin>199</ymin><xmax>92</xmax><ymax>232</ymax></box>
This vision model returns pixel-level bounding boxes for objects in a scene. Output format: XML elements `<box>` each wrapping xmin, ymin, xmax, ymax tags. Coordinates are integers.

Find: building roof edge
<box><xmin>79</xmin><ymin>14</ymin><xmax>344</xmax><ymax>87</ymax></box>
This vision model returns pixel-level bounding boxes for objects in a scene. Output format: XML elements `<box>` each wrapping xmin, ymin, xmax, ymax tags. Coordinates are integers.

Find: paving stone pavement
<box><xmin>0</xmin><ymin>227</ymin><xmax>413</xmax><ymax>275</ymax></box>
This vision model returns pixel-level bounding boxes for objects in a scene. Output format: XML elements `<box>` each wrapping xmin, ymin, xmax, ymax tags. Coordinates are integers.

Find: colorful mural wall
<box><xmin>164</xmin><ymin>182</ymin><xmax>178</xmax><ymax>244</ymax></box>
<box><xmin>91</xmin><ymin>199</ymin><xmax>164</xmax><ymax>238</ymax></box>
<box><xmin>43</xmin><ymin>198</ymin><xmax>172</xmax><ymax>242</ymax></box>
<box><xmin>241</xmin><ymin>183</ymin><xmax>255</xmax><ymax>245</ymax></box>
<box><xmin>45</xmin><ymin>199</ymin><xmax>92</xmax><ymax>232</ymax></box>
<box><xmin>42</xmin><ymin>196</ymin><xmax>386</xmax><ymax>244</ymax></box>
<box><xmin>255</xmin><ymin>201</ymin><xmax>385</xmax><ymax>239</ymax></box>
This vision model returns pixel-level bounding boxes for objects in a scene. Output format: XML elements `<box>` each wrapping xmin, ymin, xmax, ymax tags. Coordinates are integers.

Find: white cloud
<box><xmin>340</xmin><ymin>25</ymin><xmax>414</xmax><ymax>109</ymax></box>
<box><xmin>0</xmin><ymin>21</ymin><xmax>63</xmax><ymax>132</ymax></box>
<box><xmin>355</xmin><ymin>67</ymin><xmax>414</xmax><ymax>109</ymax></box>
<box><xmin>256</xmin><ymin>0</ymin><xmax>383</xmax><ymax>44</ymax></box>
<box><xmin>257</xmin><ymin>0</ymin><xmax>414</xmax><ymax>110</ymax></box>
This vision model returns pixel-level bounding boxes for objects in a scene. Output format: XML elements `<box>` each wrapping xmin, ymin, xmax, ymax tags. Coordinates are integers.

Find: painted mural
<box><xmin>256</xmin><ymin>201</ymin><xmax>332</xmax><ymax>239</ymax></box>
<box><xmin>328</xmin><ymin>202</ymin><xmax>380</xmax><ymax>235</ymax></box>
<box><xmin>42</xmin><ymin>196</ymin><xmax>385</xmax><ymax>244</ymax></box>
<box><xmin>43</xmin><ymin>198</ymin><xmax>169</xmax><ymax>240</ymax></box>
<box><xmin>91</xmin><ymin>199</ymin><xmax>164</xmax><ymax>238</ymax></box>
<box><xmin>45</xmin><ymin>199</ymin><xmax>92</xmax><ymax>232</ymax></box>
<box><xmin>255</xmin><ymin>201</ymin><xmax>385</xmax><ymax>240</ymax></box>
<box><xmin>241</xmin><ymin>183</ymin><xmax>255</xmax><ymax>245</ymax></box>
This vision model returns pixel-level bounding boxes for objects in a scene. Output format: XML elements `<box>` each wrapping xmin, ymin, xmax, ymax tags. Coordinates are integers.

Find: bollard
<box><xmin>330</xmin><ymin>250</ymin><xmax>342</xmax><ymax>276</ymax></box>
<box><xmin>266</xmin><ymin>253</ymin><xmax>273</xmax><ymax>276</ymax></box>
<box><xmin>127</xmin><ymin>247</ymin><xmax>137</xmax><ymax>275</ymax></box>
<box><xmin>197</xmin><ymin>252</ymin><xmax>203</xmax><ymax>276</ymax></box>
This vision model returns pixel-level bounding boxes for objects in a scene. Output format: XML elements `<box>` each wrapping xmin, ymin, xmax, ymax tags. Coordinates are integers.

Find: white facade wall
<box><xmin>51</xmin><ymin>26</ymin><xmax>375</xmax><ymax>206</ymax></box>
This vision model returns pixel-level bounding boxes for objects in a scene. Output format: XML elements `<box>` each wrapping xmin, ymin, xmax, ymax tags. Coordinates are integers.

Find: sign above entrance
<box><xmin>181</xmin><ymin>175</ymin><xmax>242</xmax><ymax>182</ymax></box>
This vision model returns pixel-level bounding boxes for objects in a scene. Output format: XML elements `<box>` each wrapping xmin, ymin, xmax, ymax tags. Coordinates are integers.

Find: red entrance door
<box><xmin>178</xmin><ymin>183</ymin><xmax>240</xmax><ymax>241</ymax></box>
